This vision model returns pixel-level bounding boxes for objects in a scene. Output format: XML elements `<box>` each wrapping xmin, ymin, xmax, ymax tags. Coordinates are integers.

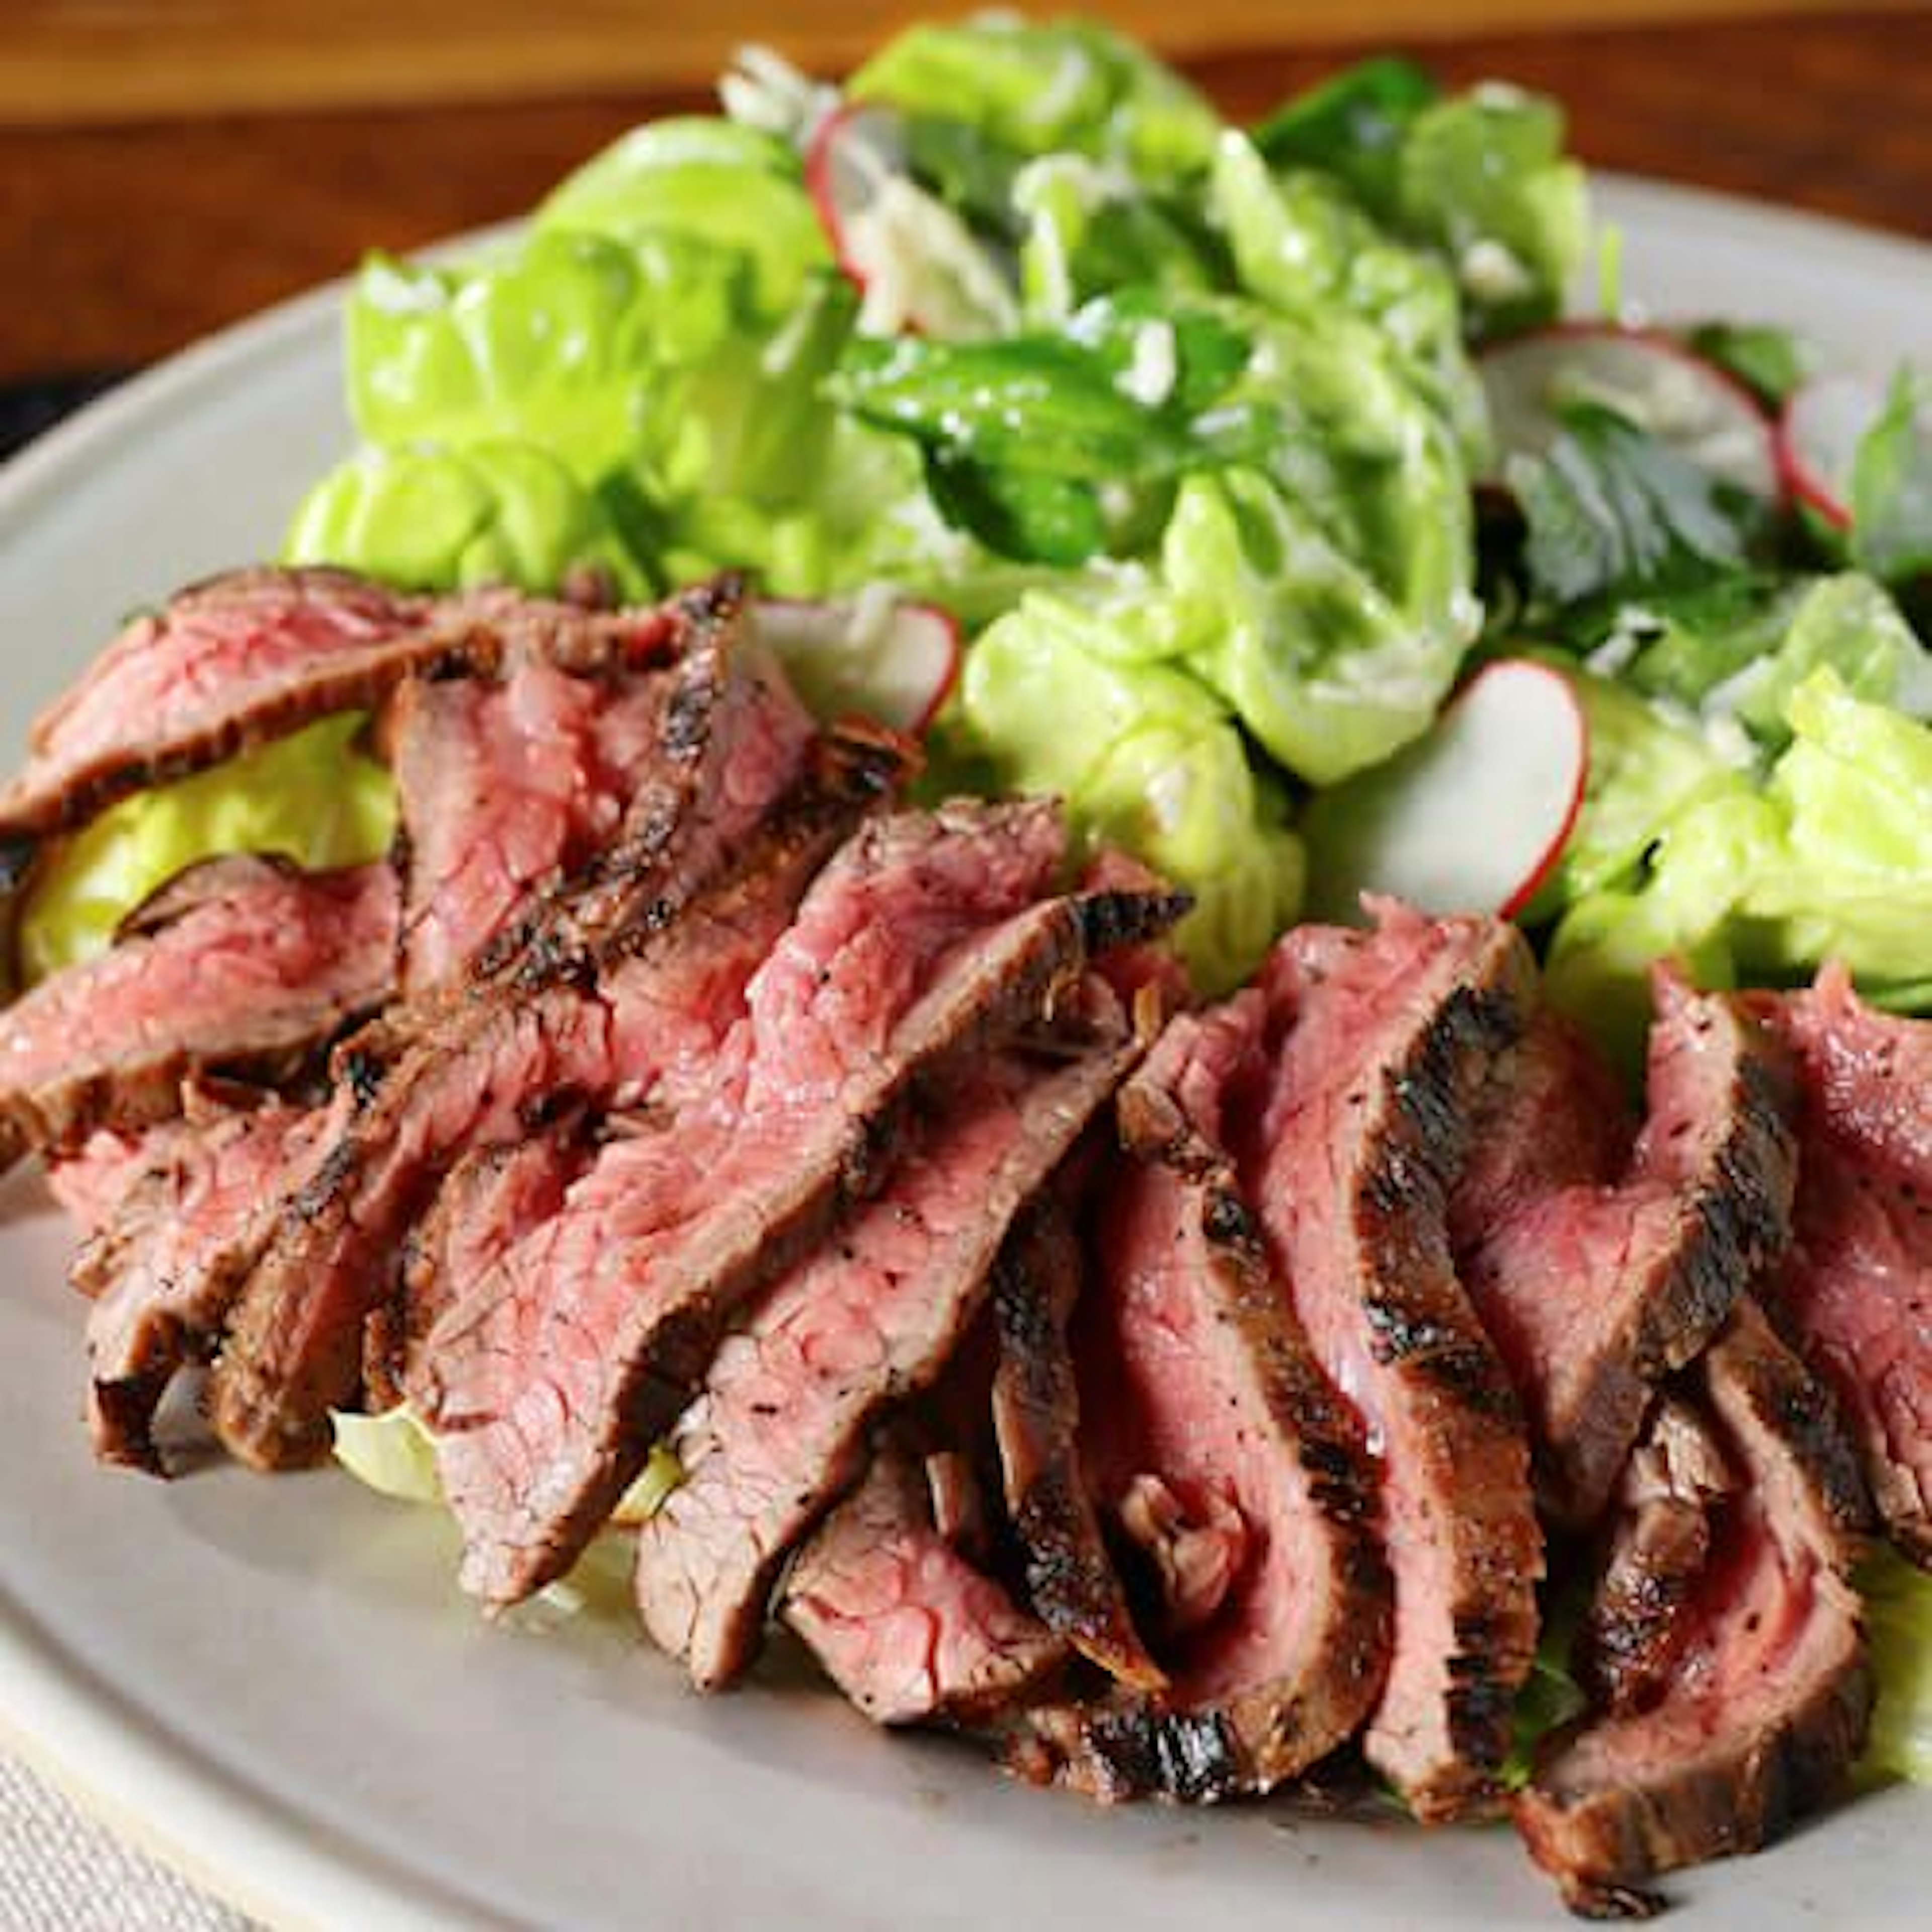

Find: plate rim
<box><xmin>1</xmin><ymin>169</ymin><xmax>1928</xmax><ymax>1929</ymax></box>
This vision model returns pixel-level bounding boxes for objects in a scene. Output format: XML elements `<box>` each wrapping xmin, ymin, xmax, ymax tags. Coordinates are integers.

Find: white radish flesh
<box><xmin>751</xmin><ymin>593</ymin><xmax>960</xmax><ymax>736</ymax></box>
<box><xmin>1308</xmin><ymin>659</ymin><xmax>1589</xmax><ymax>923</ymax></box>
<box><xmin>1482</xmin><ymin>324</ymin><xmax>1781</xmax><ymax>503</ymax></box>
<box><xmin>1776</xmin><ymin>371</ymin><xmax>1886</xmax><ymax>528</ymax></box>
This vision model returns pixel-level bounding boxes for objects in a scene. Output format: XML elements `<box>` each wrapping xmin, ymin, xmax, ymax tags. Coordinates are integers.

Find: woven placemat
<box><xmin>0</xmin><ymin>1749</ymin><xmax>260</xmax><ymax>1930</ymax></box>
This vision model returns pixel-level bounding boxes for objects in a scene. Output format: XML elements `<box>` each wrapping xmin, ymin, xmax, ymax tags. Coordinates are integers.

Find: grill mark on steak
<box><xmin>636</xmin><ymin>1005</ymin><xmax>1140</xmax><ymax>1690</ymax></box>
<box><xmin>1460</xmin><ymin>967</ymin><xmax>1799</xmax><ymax>1530</ymax></box>
<box><xmin>425</xmin><ymin>813</ymin><xmax>1181</xmax><ymax>1606</ymax></box>
<box><xmin>1238</xmin><ymin>902</ymin><xmax>1541</xmax><ymax>1821</ymax></box>
<box><xmin>1753</xmin><ymin>968</ymin><xmax>1932</xmax><ymax>1567</ymax></box>
<box><xmin>207</xmin><ymin>624</ymin><xmax>833</xmax><ymax>1471</ymax></box>
<box><xmin>384</xmin><ymin>657</ymin><xmax>671</xmax><ymax>995</ymax></box>
<box><xmin>1515</xmin><ymin>1303</ymin><xmax>1872</xmax><ymax>1918</ymax></box>
<box><xmin>989</xmin><ymin>1194</ymin><xmax>1164</xmax><ymax>1694</ymax></box>
<box><xmin>1578</xmin><ymin>1399</ymin><xmax>1733</xmax><ymax>1714</ymax></box>
<box><xmin>79</xmin><ymin>1089</ymin><xmax>338</xmax><ymax>1471</ymax></box>
<box><xmin>0</xmin><ymin>567</ymin><xmax>678</xmax><ymax>849</ymax></box>
<box><xmin>781</xmin><ymin>1441</ymin><xmax>1067</xmax><ymax>1728</ymax></box>
<box><xmin>1020</xmin><ymin>994</ymin><xmax>1393</xmax><ymax>1802</ymax></box>
<box><xmin>0</xmin><ymin>856</ymin><xmax>397</xmax><ymax>1173</ymax></box>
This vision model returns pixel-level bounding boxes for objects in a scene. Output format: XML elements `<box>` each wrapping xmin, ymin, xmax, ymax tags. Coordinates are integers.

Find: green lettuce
<box><xmin>1393</xmin><ymin>85</ymin><xmax>1588</xmax><ymax>337</ymax></box>
<box><xmin>1252</xmin><ymin>55</ymin><xmax>1440</xmax><ymax>215</ymax></box>
<box><xmin>1210</xmin><ymin>132</ymin><xmax>1489</xmax><ymax>465</ymax></box>
<box><xmin>1851</xmin><ymin>369</ymin><xmax>1932</xmax><ymax>587</ymax></box>
<box><xmin>959</xmin><ymin>600</ymin><xmax>1303</xmax><ymax>992</ymax></box>
<box><xmin>1015</xmin><ymin>153</ymin><xmax>1221</xmax><ymax>323</ymax></box>
<box><xmin>332</xmin><ymin>1406</ymin><xmax>683</xmax><ymax>1525</ymax></box>
<box><xmin>1159</xmin><ymin>463</ymin><xmax>1476</xmax><ymax>785</ymax></box>
<box><xmin>849</xmin><ymin>16</ymin><xmax>1222</xmax><ymax>176</ymax></box>
<box><xmin>1864</xmin><ymin>1548</ymin><xmax>1932</xmax><ymax>1787</ymax></box>
<box><xmin>535</xmin><ymin>116</ymin><xmax>828</xmax><ymax>316</ymax></box>
<box><xmin>347</xmin><ymin>230</ymin><xmax>738</xmax><ymax>487</ymax></box>
<box><xmin>284</xmin><ymin>440</ymin><xmax>653</xmax><ymax>598</ymax></box>
<box><xmin>19</xmin><ymin>716</ymin><xmax>397</xmax><ymax>982</ymax></box>
<box><xmin>1546</xmin><ymin>669</ymin><xmax>1932</xmax><ymax>1054</ymax></box>
<box><xmin>1253</xmin><ymin>64</ymin><xmax>1586</xmax><ymax>336</ymax></box>
<box><xmin>1605</xmin><ymin>572</ymin><xmax>1930</xmax><ymax>758</ymax></box>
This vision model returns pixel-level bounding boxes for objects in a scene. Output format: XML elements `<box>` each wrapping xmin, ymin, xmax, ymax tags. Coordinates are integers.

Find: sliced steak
<box><xmin>1458</xmin><ymin>968</ymin><xmax>1798</xmax><ymax>1529</ymax></box>
<box><xmin>1238</xmin><ymin>901</ymin><xmax>1541</xmax><ymax>1821</ymax></box>
<box><xmin>989</xmin><ymin>1196</ymin><xmax>1163</xmax><ymax>1694</ymax></box>
<box><xmin>0</xmin><ymin>856</ymin><xmax>397</xmax><ymax>1170</ymax></box>
<box><xmin>386</xmin><ymin>656</ymin><xmax>669</xmax><ymax>994</ymax></box>
<box><xmin>79</xmin><ymin>1092</ymin><xmax>336</xmax><ymax>1471</ymax></box>
<box><xmin>1578</xmin><ymin>1398</ymin><xmax>1733</xmax><ymax>1714</ymax></box>
<box><xmin>636</xmin><ymin>995</ymin><xmax>1140</xmax><ymax>1690</ymax></box>
<box><xmin>423</xmin><ymin>811</ymin><xmax>1184</xmax><ymax>1607</ymax></box>
<box><xmin>1515</xmin><ymin>1303</ymin><xmax>1872</xmax><ymax>1917</ymax></box>
<box><xmin>47</xmin><ymin>1121</ymin><xmax>198</xmax><ymax>1235</ymax></box>
<box><xmin>206</xmin><ymin>623</ymin><xmax>831</xmax><ymax>1471</ymax></box>
<box><xmin>1024</xmin><ymin>995</ymin><xmax>1392</xmax><ymax>1801</ymax></box>
<box><xmin>383</xmin><ymin>1122</ymin><xmax>594</xmax><ymax>1409</ymax></box>
<box><xmin>0</xmin><ymin>567</ymin><xmax>677</xmax><ymax>848</ymax></box>
<box><xmin>1448</xmin><ymin>1011</ymin><xmax>1631</xmax><ymax>1255</ymax></box>
<box><xmin>781</xmin><ymin>1442</ymin><xmax>1067</xmax><ymax>1727</ymax></box>
<box><xmin>1755</xmin><ymin>969</ymin><xmax>1932</xmax><ymax>1566</ymax></box>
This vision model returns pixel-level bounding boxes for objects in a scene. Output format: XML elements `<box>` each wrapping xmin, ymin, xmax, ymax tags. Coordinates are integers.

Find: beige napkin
<box><xmin>0</xmin><ymin>1745</ymin><xmax>259</xmax><ymax>1930</ymax></box>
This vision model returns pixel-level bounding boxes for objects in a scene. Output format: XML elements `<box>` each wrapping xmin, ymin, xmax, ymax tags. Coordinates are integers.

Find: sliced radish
<box><xmin>1482</xmin><ymin>323</ymin><xmax>1781</xmax><ymax>503</ymax></box>
<box><xmin>805</xmin><ymin>102</ymin><xmax>1016</xmax><ymax>340</ymax></box>
<box><xmin>751</xmin><ymin>592</ymin><xmax>960</xmax><ymax>736</ymax></box>
<box><xmin>1308</xmin><ymin>659</ymin><xmax>1588</xmax><ymax>923</ymax></box>
<box><xmin>1776</xmin><ymin>371</ymin><xmax>1887</xmax><ymax>528</ymax></box>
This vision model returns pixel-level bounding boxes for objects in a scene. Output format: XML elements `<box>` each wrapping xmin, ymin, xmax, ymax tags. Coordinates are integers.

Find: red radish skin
<box><xmin>1313</xmin><ymin>661</ymin><xmax>1589</xmax><ymax>924</ymax></box>
<box><xmin>1486</xmin><ymin>663</ymin><xmax>1588</xmax><ymax>920</ymax></box>
<box><xmin>806</xmin><ymin>103</ymin><xmax>902</xmax><ymax>302</ymax></box>
<box><xmin>1482</xmin><ymin>322</ymin><xmax>1782</xmax><ymax>506</ymax></box>
<box><xmin>1775</xmin><ymin>373</ymin><xmax>1885</xmax><ymax>530</ymax></box>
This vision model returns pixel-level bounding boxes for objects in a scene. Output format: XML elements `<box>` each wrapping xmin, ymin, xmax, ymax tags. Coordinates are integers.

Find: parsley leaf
<box><xmin>1851</xmin><ymin>369</ymin><xmax>1932</xmax><ymax>586</ymax></box>
<box><xmin>1684</xmin><ymin>321</ymin><xmax>1815</xmax><ymax>409</ymax></box>
<box><xmin>1509</xmin><ymin>401</ymin><xmax>1766</xmax><ymax>613</ymax></box>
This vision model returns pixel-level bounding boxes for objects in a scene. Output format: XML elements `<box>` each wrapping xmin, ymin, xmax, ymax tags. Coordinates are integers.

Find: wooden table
<box><xmin>2</xmin><ymin>7</ymin><xmax>1929</xmax><ymax>386</ymax></box>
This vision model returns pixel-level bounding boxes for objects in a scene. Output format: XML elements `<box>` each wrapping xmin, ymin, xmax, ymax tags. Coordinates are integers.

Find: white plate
<box><xmin>0</xmin><ymin>175</ymin><xmax>1927</xmax><ymax>1932</ymax></box>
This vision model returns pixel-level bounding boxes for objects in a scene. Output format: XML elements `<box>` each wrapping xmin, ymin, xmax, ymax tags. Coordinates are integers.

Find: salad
<box><xmin>14</xmin><ymin>2</ymin><xmax>1930</xmax><ymax>1877</ymax></box>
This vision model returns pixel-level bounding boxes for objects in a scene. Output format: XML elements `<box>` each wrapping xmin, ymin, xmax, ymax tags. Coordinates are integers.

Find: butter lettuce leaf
<box><xmin>1864</xmin><ymin>1547</ymin><xmax>1932</xmax><ymax>1786</ymax></box>
<box><xmin>20</xmin><ymin>715</ymin><xmax>397</xmax><ymax>983</ymax></box>
<box><xmin>960</xmin><ymin>599</ymin><xmax>1302</xmax><ymax>992</ymax></box>
<box><xmin>535</xmin><ymin>116</ymin><xmax>828</xmax><ymax>317</ymax></box>
<box><xmin>850</xmin><ymin>17</ymin><xmax>1222</xmax><ymax>176</ymax></box>
<box><xmin>1545</xmin><ymin>669</ymin><xmax>1932</xmax><ymax>1055</ymax></box>
<box><xmin>285</xmin><ymin>440</ymin><xmax>654</xmax><ymax>599</ymax></box>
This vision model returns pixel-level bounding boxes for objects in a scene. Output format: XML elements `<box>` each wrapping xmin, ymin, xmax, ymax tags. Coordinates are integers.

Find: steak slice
<box><xmin>0</xmin><ymin>566</ymin><xmax>677</xmax><ymax>848</ymax></box>
<box><xmin>1023</xmin><ymin>995</ymin><xmax>1392</xmax><ymax>1801</ymax></box>
<box><xmin>1238</xmin><ymin>901</ymin><xmax>1541</xmax><ymax>1821</ymax></box>
<box><xmin>989</xmin><ymin>1196</ymin><xmax>1163</xmax><ymax>1694</ymax></box>
<box><xmin>78</xmin><ymin>1090</ymin><xmax>336</xmax><ymax>1471</ymax></box>
<box><xmin>1577</xmin><ymin>1398</ymin><xmax>1734</xmax><ymax>1714</ymax></box>
<box><xmin>781</xmin><ymin>1442</ymin><xmax>1067</xmax><ymax>1727</ymax></box>
<box><xmin>635</xmin><ymin>997</ymin><xmax>1140</xmax><ymax>1689</ymax></box>
<box><xmin>385</xmin><ymin>656</ymin><xmax>670</xmax><ymax>995</ymax></box>
<box><xmin>1755</xmin><ymin>968</ymin><xmax>1932</xmax><ymax>1566</ymax></box>
<box><xmin>0</xmin><ymin>856</ymin><xmax>397</xmax><ymax>1171</ymax></box>
<box><xmin>1515</xmin><ymin>1303</ymin><xmax>1872</xmax><ymax>1917</ymax></box>
<box><xmin>1448</xmin><ymin>1012</ymin><xmax>1631</xmax><ymax>1255</ymax></box>
<box><xmin>48</xmin><ymin>1120</ymin><xmax>203</xmax><ymax>1235</ymax></box>
<box><xmin>1459</xmin><ymin>967</ymin><xmax>1798</xmax><ymax>1529</ymax></box>
<box><xmin>382</xmin><ymin>1121</ymin><xmax>594</xmax><ymax>1410</ymax></box>
<box><xmin>423</xmin><ymin>814</ymin><xmax>1184</xmax><ymax>1607</ymax></box>
<box><xmin>210</xmin><ymin>659</ymin><xmax>855</xmax><ymax>1474</ymax></box>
